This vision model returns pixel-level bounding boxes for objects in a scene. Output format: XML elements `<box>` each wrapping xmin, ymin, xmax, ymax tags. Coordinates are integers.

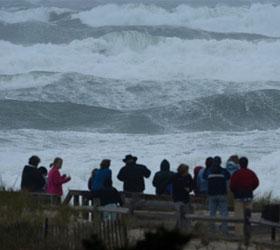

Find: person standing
<box><xmin>21</xmin><ymin>155</ymin><xmax>45</xmax><ymax>192</ymax></box>
<box><xmin>197</xmin><ymin>157</ymin><xmax>214</xmax><ymax>196</ymax></box>
<box><xmin>171</xmin><ymin>164</ymin><xmax>193</xmax><ymax>230</ymax></box>
<box><xmin>92</xmin><ymin>159</ymin><xmax>112</xmax><ymax>192</ymax></box>
<box><xmin>117</xmin><ymin>154</ymin><xmax>151</xmax><ymax>193</ymax></box>
<box><xmin>230</xmin><ymin>157</ymin><xmax>259</xmax><ymax>236</ymax></box>
<box><xmin>152</xmin><ymin>159</ymin><xmax>175</xmax><ymax>195</ymax></box>
<box><xmin>47</xmin><ymin>157</ymin><xmax>71</xmax><ymax>196</ymax></box>
<box><xmin>203</xmin><ymin>156</ymin><xmax>230</xmax><ymax>234</ymax></box>
<box><xmin>98</xmin><ymin>179</ymin><xmax>123</xmax><ymax>221</ymax></box>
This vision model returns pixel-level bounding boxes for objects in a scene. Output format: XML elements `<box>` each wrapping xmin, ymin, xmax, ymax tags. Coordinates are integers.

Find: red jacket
<box><xmin>230</xmin><ymin>167</ymin><xmax>259</xmax><ymax>199</ymax></box>
<box><xmin>47</xmin><ymin>166</ymin><xmax>71</xmax><ymax>196</ymax></box>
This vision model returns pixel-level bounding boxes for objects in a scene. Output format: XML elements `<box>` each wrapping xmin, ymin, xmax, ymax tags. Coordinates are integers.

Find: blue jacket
<box><xmin>226</xmin><ymin>161</ymin><xmax>239</xmax><ymax>176</ymax></box>
<box><xmin>203</xmin><ymin>166</ymin><xmax>230</xmax><ymax>196</ymax></box>
<box><xmin>92</xmin><ymin>168</ymin><xmax>112</xmax><ymax>192</ymax></box>
<box><xmin>197</xmin><ymin>168</ymin><xmax>208</xmax><ymax>194</ymax></box>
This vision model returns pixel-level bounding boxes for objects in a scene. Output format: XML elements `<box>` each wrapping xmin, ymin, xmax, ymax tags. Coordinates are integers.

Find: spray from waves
<box><xmin>73</xmin><ymin>3</ymin><xmax>280</xmax><ymax>37</ymax></box>
<box><xmin>0</xmin><ymin>7</ymin><xmax>71</xmax><ymax>24</ymax></box>
<box><xmin>1</xmin><ymin>34</ymin><xmax>280</xmax><ymax>82</ymax></box>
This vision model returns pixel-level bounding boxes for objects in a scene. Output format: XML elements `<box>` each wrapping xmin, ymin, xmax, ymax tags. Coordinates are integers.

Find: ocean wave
<box><xmin>1</xmin><ymin>72</ymin><xmax>280</xmax><ymax>111</ymax></box>
<box><xmin>73</xmin><ymin>3</ymin><xmax>280</xmax><ymax>36</ymax></box>
<box><xmin>0</xmin><ymin>22</ymin><xmax>275</xmax><ymax>45</ymax></box>
<box><xmin>1</xmin><ymin>35</ymin><xmax>280</xmax><ymax>82</ymax></box>
<box><xmin>0</xmin><ymin>7</ymin><xmax>70</xmax><ymax>24</ymax></box>
<box><xmin>1</xmin><ymin>89</ymin><xmax>280</xmax><ymax>133</ymax></box>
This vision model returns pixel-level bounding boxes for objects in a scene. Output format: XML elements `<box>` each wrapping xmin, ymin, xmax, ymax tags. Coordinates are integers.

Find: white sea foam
<box><xmin>0</xmin><ymin>129</ymin><xmax>279</xmax><ymax>196</ymax></box>
<box><xmin>0</xmin><ymin>7</ymin><xmax>69</xmax><ymax>24</ymax></box>
<box><xmin>0</xmin><ymin>35</ymin><xmax>280</xmax><ymax>82</ymax></box>
<box><xmin>74</xmin><ymin>3</ymin><xmax>280</xmax><ymax>37</ymax></box>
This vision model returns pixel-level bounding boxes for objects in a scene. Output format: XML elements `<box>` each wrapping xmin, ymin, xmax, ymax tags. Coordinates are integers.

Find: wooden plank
<box><xmin>63</xmin><ymin>192</ymin><xmax>73</xmax><ymax>205</ymax></box>
<box><xmin>74</xmin><ymin>206</ymin><xmax>130</xmax><ymax>214</ymax></box>
<box><xmin>185</xmin><ymin>214</ymin><xmax>245</xmax><ymax>223</ymax></box>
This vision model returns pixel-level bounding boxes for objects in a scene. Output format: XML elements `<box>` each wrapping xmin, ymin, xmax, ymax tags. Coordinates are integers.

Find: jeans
<box><xmin>174</xmin><ymin>202</ymin><xmax>191</xmax><ymax>230</ymax></box>
<box><xmin>208</xmin><ymin>195</ymin><xmax>228</xmax><ymax>233</ymax></box>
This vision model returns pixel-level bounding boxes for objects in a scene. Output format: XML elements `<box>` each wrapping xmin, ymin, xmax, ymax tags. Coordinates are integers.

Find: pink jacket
<box><xmin>47</xmin><ymin>166</ymin><xmax>71</xmax><ymax>196</ymax></box>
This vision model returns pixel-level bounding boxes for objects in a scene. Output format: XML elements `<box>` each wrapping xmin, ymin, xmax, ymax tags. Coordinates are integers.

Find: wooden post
<box><xmin>243</xmin><ymin>208</ymin><xmax>251</xmax><ymax>246</ymax></box>
<box><xmin>82</xmin><ymin>196</ymin><xmax>89</xmax><ymax>220</ymax></box>
<box><xmin>271</xmin><ymin>227</ymin><xmax>276</xmax><ymax>241</ymax></box>
<box><xmin>44</xmin><ymin>217</ymin><xmax>49</xmax><ymax>239</ymax></box>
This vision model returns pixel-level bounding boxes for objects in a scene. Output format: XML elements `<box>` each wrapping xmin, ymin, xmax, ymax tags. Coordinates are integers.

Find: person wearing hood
<box><xmin>226</xmin><ymin>155</ymin><xmax>240</xmax><ymax>176</ymax></box>
<box><xmin>230</xmin><ymin>157</ymin><xmax>259</xmax><ymax>236</ymax></box>
<box><xmin>117</xmin><ymin>154</ymin><xmax>151</xmax><ymax>193</ymax></box>
<box><xmin>21</xmin><ymin>155</ymin><xmax>46</xmax><ymax>192</ymax></box>
<box><xmin>152</xmin><ymin>159</ymin><xmax>175</xmax><ymax>195</ymax></box>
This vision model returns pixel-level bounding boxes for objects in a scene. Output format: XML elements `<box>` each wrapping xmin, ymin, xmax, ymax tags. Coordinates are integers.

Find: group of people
<box><xmin>20</xmin><ymin>153</ymin><xmax>259</xmax><ymax>234</ymax></box>
<box><xmin>21</xmin><ymin>156</ymin><xmax>71</xmax><ymax>196</ymax></box>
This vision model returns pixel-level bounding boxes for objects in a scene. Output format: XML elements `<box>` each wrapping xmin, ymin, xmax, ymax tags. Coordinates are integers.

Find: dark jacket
<box><xmin>203</xmin><ymin>166</ymin><xmax>230</xmax><ymax>196</ymax></box>
<box><xmin>117</xmin><ymin>163</ymin><xmax>151</xmax><ymax>193</ymax></box>
<box><xmin>98</xmin><ymin>187</ymin><xmax>123</xmax><ymax>206</ymax></box>
<box><xmin>171</xmin><ymin>173</ymin><xmax>193</xmax><ymax>203</ymax></box>
<box><xmin>21</xmin><ymin>165</ymin><xmax>45</xmax><ymax>192</ymax></box>
<box><xmin>153</xmin><ymin>171</ymin><xmax>175</xmax><ymax>195</ymax></box>
<box><xmin>230</xmin><ymin>168</ymin><xmax>259</xmax><ymax>199</ymax></box>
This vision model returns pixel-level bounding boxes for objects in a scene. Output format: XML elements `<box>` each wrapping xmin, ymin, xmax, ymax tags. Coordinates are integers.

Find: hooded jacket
<box><xmin>152</xmin><ymin>160</ymin><xmax>175</xmax><ymax>195</ymax></box>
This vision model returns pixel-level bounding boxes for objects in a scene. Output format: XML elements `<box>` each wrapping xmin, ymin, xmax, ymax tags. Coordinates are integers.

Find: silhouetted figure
<box><xmin>38</xmin><ymin>166</ymin><xmax>48</xmax><ymax>192</ymax></box>
<box><xmin>117</xmin><ymin>154</ymin><xmax>151</xmax><ymax>193</ymax></box>
<box><xmin>203</xmin><ymin>156</ymin><xmax>230</xmax><ymax>233</ymax></box>
<box><xmin>47</xmin><ymin>157</ymin><xmax>71</xmax><ymax>196</ymax></box>
<box><xmin>21</xmin><ymin>155</ymin><xmax>45</xmax><ymax>192</ymax></box>
<box><xmin>152</xmin><ymin>159</ymin><xmax>175</xmax><ymax>195</ymax></box>
<box><xmin>196</xmin><ymin>157</ymin><xmax>214</xmax><ymax>195</ymax></box>
<box><xmin>98</xmin><ymin>179</ymin><xmax>123</xmax><ymax>221</ymax></box>
<box><xmin>88</xmin><ymin>168</ymin><xmax>98</xmax><ymax>191</ymax></box>
<box><xmin>171</xmin><ymin>164</ymin><xmax>193</xmax><ymax>229</ymax></box>
<box><xmin>230</xmin><ymin>156</ymin><xmax>259</xmax><ymax>236</ymax></box>
<box><xmin>193</xmin><ymin>165</ymin><xmax>203</xmax><ymax>196</ymax></box>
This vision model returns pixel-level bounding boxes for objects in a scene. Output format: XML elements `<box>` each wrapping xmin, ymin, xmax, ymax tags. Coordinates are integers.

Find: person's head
<box><xmin>228</xmin><ymin>155</ymin><xmax>239</xmax><ymax>164</ymax></box>
<box><xmin>38</xmin><ymin>166</ymin><xmax>48</xmax><ymax>177</ymax></box>
<box><xmin>53</xmin><ymin>157</ymin><xmax>63</xmax><ymax>169</ymax></box>
<box><xmin>205</xmin><ymin>157</ymin><xmax>214</xmax><ymax>169</ymax></box>
<box><xmin>104</xmin><ymin>178</ymin><xmax>113</xmax><ymax>188</ymax></box>
<box><xmin>123</xmin><ymin>154</ymin><xmax>136</xmax><ymax>165</ymax></box>
<box><xmin>213</xmin><ymin>156</ymin><xmax>222</xmax><ymax>167</ymax></box>
<box><xmin>239</xmin><ymin>157</ymin><xmax>248</xmax><ymax>169</ymax></box>
<box><xmin>100</xmin><ymin>159</ymin><xmax>111</xmax><ymax>169</ymax></box>
<box><xmin>160</xmin><ymin>159</ymin><xmax>170</xmax><ymax>171</ymax></box>
<box><xmin>28</xmin><ymin>155</ymin><xmax>41</xmax><ymax>167</ymax></box>
<box><xmin>177</xmin><ymin>164</ymin><xmax>189</xmax><ymax>177</ymax></box>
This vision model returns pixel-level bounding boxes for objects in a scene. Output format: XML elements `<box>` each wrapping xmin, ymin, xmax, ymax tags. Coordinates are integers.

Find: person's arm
<box><xmin>88</xmin><ymin>177</ymin><xmax>92</xmax><ymax>191</ymax></box>
<box><xmin>251</xmin><ymin>172</ymin><xmax>259</xmax><ymax>190</ymax></box>
<box><xmin>117</xmin><ymin>168</ymin><xmax>125</xmax><ymax>181</ymax></box>
<box><xmin>189</xmin><ymin>175</ymin><xmax>194</xmax><ymax>192</ymax></box>
<box><xmin>142</xmin><ymin>166</ymin><xmax>151</xmax><ymax>178</ymax></box>
<box><xmin>152</xmin><ymin>173</ymin><xmax>159</xmax><ymax>187</ymax></box>
<box><xmin>53</xmin><ymin>170</ymin><xmax>71</xmax><ymax>185</ymax></box>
